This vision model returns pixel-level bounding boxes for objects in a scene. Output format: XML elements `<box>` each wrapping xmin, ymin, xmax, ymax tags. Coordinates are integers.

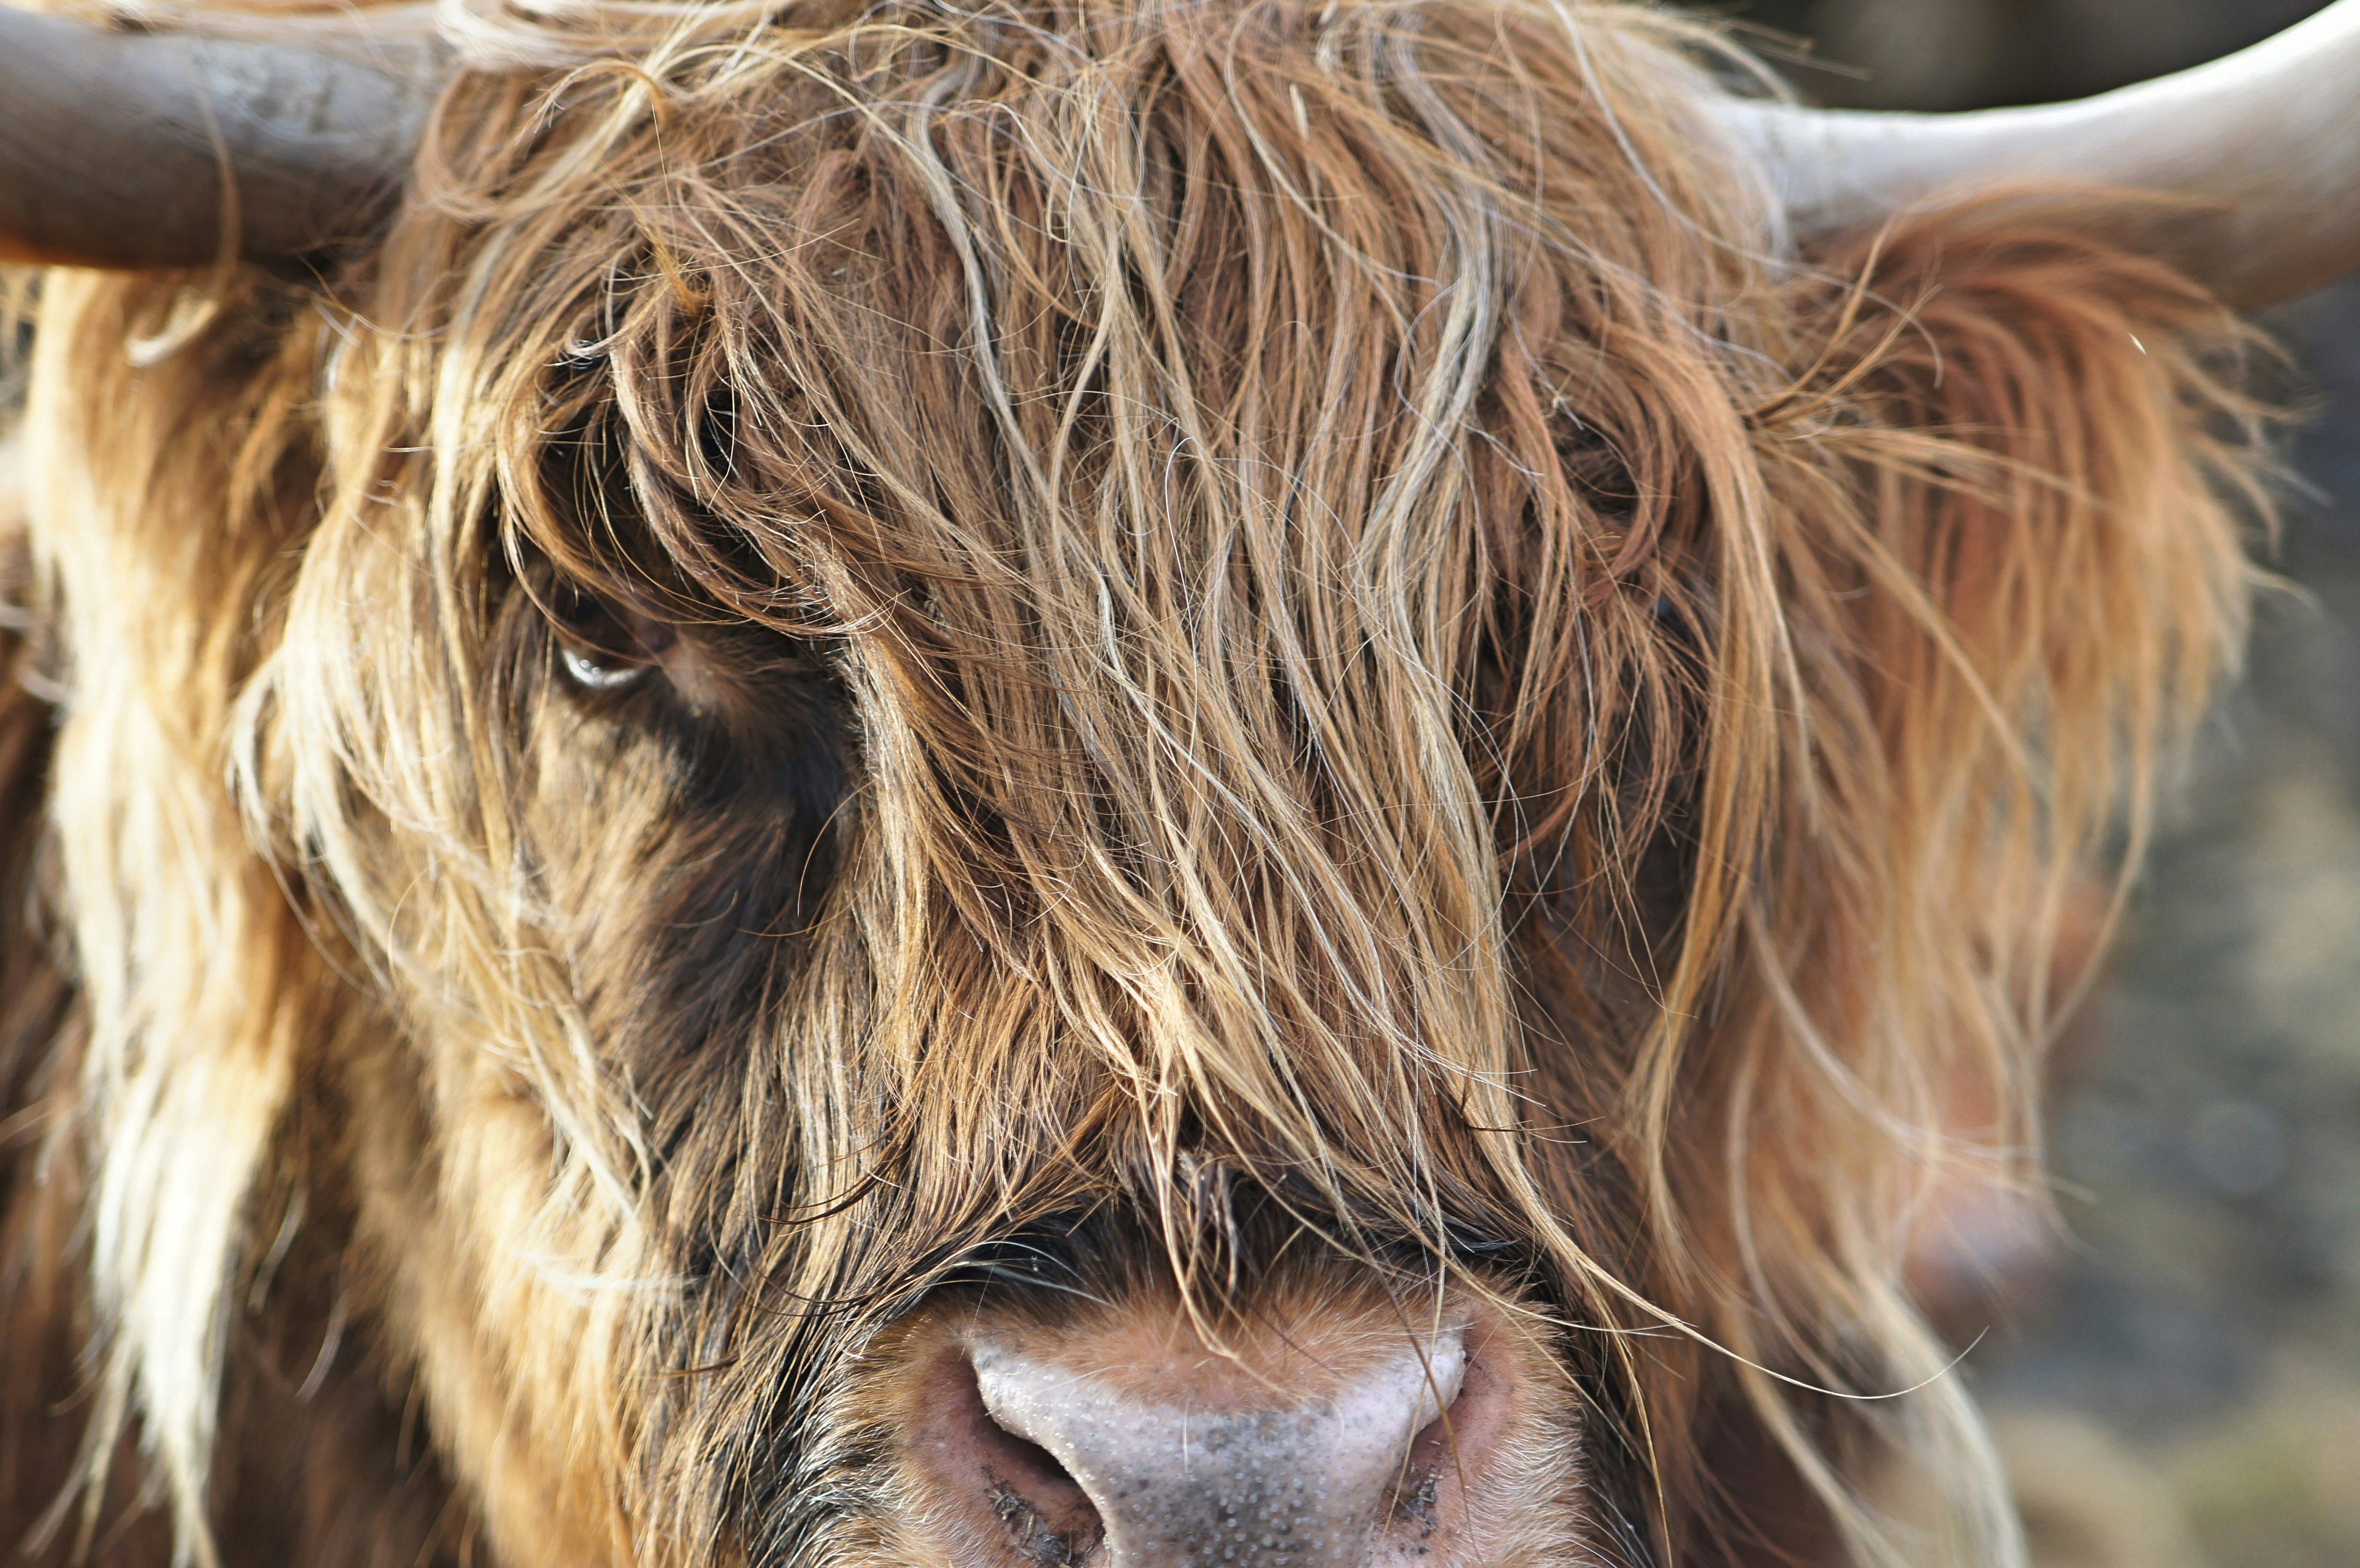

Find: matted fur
<box><xmin>0</xmin><ymin>1</ymin><xmax>2267</xmax><ymax>1565</ymax></box>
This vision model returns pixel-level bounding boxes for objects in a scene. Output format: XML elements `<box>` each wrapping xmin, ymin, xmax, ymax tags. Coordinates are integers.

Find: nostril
<box><xmin>983</xmin><ymin>1423</ymin><xmax>1077</xmax><ymax>1501</ymax></box>
<box><xmin>902</xmin><ymin>1346</ymin><xmax>1106</xmax><ymax>1568</ymax></box>
<box><xmin>1390</xmin><ymin>1392</ymin><xmax>1462</xmax><ymax>1538</ymax></box>
<box><xmin>973</xmin><ymin>1408</ymin><xmax>1104</xmax><ymax>1565</ymax></box>
<box><xmin>1385</xmin><ymin>1337</ymin><xmax>1507</xmax><ymax>1548</ymax></box>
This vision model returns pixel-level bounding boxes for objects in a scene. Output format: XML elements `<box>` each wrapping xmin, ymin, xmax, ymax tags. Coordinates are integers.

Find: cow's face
<box><xmin>257</xmin><ymin>12</ymin><xmax>1703</xmax><ymax>1558</ymax></box>
<box><xmin>16</xmin><ymin>1</ymin><xmax>2270</xmax><ymax>1566</ymax></box>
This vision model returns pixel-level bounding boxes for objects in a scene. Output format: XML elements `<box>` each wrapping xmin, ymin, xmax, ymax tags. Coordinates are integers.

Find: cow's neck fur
<box><xmin>0</xmin><ymin>414</ymin><xmax>465</xmax><ymax>1568</ymax></box>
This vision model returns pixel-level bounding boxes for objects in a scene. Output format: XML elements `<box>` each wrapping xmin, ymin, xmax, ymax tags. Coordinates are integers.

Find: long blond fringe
<box><xmin>6</xmin><ymin>0</ymin><xmax>2267</xmax><ymax>1564</ymax></box>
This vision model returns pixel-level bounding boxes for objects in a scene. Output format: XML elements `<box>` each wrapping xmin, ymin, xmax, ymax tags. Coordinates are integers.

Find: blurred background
<box><xmin>1735</xmin><ymin>3</ymin><xmax>2360</xmax><ymax>1565</ymax></box>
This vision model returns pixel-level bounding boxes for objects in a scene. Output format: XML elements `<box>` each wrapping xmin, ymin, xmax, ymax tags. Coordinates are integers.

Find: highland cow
<box><xmin>0</xmin><ymin>1</ymin><xmax>2354</xmax><ymax>1566</ymax></box>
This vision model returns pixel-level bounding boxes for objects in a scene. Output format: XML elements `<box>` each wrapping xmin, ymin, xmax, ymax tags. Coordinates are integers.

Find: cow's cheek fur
<box><xmin>339</xmin><ymin>1012</ymin><xmax>640</xmax><ymax>1568</ymax></box>
<box><xmin>335</xmin><ymin>714</ymin><xmax>692</xmax><ymax>1568</ymax></box>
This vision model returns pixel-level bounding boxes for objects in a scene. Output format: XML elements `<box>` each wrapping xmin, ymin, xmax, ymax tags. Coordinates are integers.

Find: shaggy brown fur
<box><xmin>0</xmin><ymin>1</ymin><xmax>2268</xmax><ymax>1565</ymax></box>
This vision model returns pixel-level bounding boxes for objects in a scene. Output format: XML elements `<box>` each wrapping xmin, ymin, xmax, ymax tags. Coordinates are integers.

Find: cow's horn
<box><xmin>0</xmin><ymin>4</ymin><xmax>444</xmax><ymax>270</ymax></box>
<box><xmin>1728</xmin><ymin>0</ymin><xmax>2360</xmax><ymax>306</ymax></box>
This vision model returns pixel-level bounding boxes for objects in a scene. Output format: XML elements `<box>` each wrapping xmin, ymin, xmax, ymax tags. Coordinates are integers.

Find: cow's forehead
<box><xmin>406</xmin><ymin>12</ymin><xmax>1728</xmax><ymax>866</ymax></box>
<box><xmin>417</xmin><ymin>0</ymin><xmax>1753</xmax><ymax>605</ymax></box>
<box><xmin>291</xmin><ymin>0</ymin><xmax>1761</xmax><ymax>1280</ymax></box>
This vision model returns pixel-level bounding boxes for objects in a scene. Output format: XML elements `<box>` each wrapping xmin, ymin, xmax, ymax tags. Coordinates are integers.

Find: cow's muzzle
<box><xmin>889</xmin><ymin>1286</ymin><xmax>1574</xmax><ymax>1567</ymax></box>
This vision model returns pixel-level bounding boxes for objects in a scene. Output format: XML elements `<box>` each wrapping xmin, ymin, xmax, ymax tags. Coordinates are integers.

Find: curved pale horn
<box><xmin>1729</xmin><ymin>0</ymin><xmax>2360</xmax><ymax>306</ymax></box>
<box><xmin>0</xmin><ymin>5</ymin><xmax>444</xmax><ymax>270</ymax></box>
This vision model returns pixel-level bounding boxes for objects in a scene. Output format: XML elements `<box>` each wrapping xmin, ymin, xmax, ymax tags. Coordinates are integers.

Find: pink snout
<box><xmin>891</xmin><ymin>1291</ymin><xmax>1578</xmax><ymax>1567</ymax></box>
<box><xmin>974</xmin><ymin>1330</ymin><xmax>1461</xmax><ymax>1567</ymax></box>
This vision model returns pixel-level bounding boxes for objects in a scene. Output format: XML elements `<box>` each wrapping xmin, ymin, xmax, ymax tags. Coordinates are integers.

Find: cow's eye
<box><xmin>559</xmin><ymin>642</ymin><xmax>650</xmax><ymax>691</ymax></box>
<box><xmin>547</xmin><ymin>590</ymin><xmax>674</xmax><ymax>694</ymax></box>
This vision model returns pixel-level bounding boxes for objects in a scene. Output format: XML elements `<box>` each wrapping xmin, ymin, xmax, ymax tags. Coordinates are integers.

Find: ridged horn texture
<box><xmin>1729</xmin><ymin>0</ymin><xmax>2360</xmax><ymax>306</ymax></box>
<box><xmin>0</xmin><ymin>4</ymin><xmax>444</xmax><ymax>269</ymax></box>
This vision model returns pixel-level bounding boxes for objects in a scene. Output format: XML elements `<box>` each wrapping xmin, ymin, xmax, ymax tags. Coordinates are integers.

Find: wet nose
<box><xmin>894</xmin><ymin>1296</ymin><xmax>1562</xmax><ymax>1568</ymax></box>
<box><xmin>970</xmin><ymin>1331</ymin><xmax>1463</xmax><ymax>1568</ymax></box>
